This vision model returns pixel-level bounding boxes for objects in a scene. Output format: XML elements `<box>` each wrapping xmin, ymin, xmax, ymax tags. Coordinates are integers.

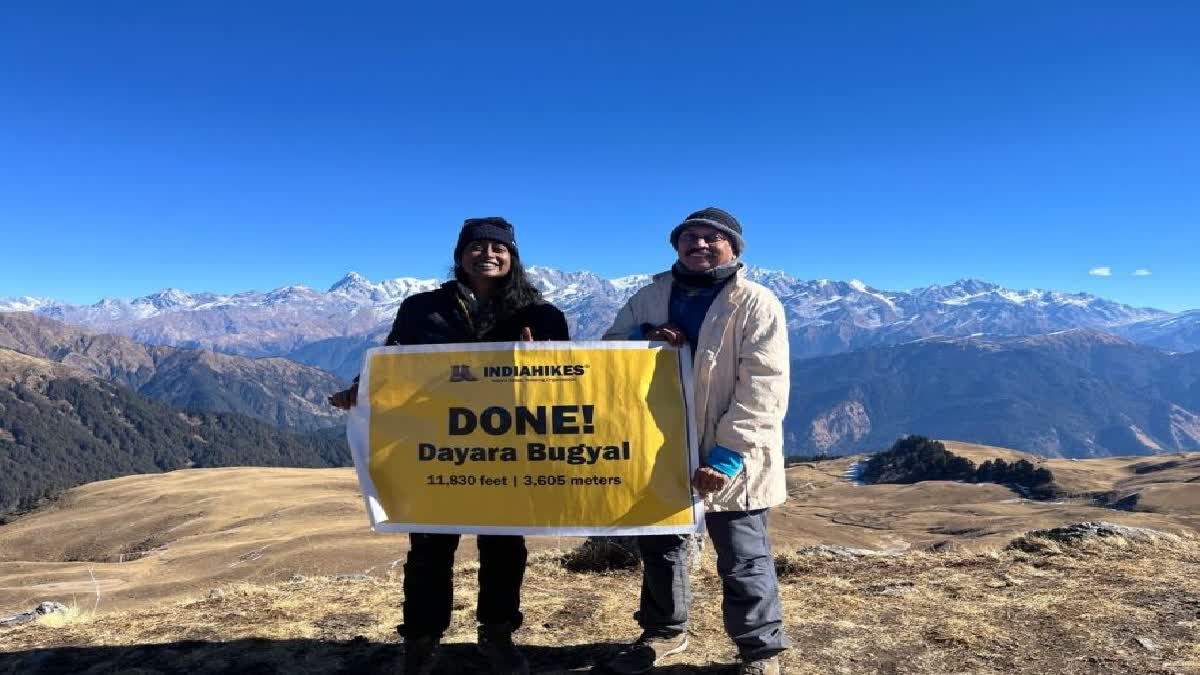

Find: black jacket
<box><xmin>384</xmin><ymin>282</ymin><xmax>570</xmax><ymax>346</ymax></box>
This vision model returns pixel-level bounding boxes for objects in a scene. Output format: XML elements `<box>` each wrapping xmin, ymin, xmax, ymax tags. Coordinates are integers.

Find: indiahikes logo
<box><xmin>449</xmin><ymin>363</ymin><xmax>590</xmax><ymax>383</ymax></box>
<box><xmin>449</xmin><ymin>365</ymin><xmax>478</xmax><ymax>382</ymax></box>
<box><xmin>482</xmin><ymin>364</ymin><xmax>588</xmax><ymax>379</ymax></box>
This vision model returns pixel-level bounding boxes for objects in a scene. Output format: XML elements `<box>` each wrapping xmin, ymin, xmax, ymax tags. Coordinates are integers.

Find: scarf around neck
<box><xmin>670</xmin><ymin>260</ymin><xmax>743</xmax><ymax>289</ymax></box>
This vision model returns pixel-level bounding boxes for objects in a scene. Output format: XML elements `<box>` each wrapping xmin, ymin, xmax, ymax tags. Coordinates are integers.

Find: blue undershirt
<box><xmin>667</xmin><ymin>279</ymin><xmax>744</xmax><ymax>479</ymax></box>
<box><xmin>668</xmin><ymin>282</ymin><xmax>721</xmax><ymax>360</ymax></box>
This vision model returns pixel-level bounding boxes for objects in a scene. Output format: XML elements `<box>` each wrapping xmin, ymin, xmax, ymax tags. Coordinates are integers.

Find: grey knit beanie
<box><xmin>669</xmin><ymin>207</ymin><xmax>745</xmax><ymax>255</ymax></box>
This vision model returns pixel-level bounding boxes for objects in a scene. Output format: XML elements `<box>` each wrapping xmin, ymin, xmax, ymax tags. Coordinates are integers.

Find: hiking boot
<box><xmin>738</xmin><ymin>655</ymin><xmax>781</xmax><ymax>675</ymax></box>
<box><xmin>597</xmin><ymin>631</ymin><xmax>689</xmax><ymax>674</ymax></box>
<box><xmin>403</xmin><ymin>633</ymin><xmax>440</xmax><ymax>675</ymax></box>
<box><xmin>478</xmin><ymin>622</ymin><xmax>530</xmax><ymax>675</ymax></box>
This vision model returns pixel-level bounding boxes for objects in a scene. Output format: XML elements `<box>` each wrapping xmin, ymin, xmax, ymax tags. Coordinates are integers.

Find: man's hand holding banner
<box><xmin>346</xmin><ymin>341</ymin><xmax>704</xmax><ymax>535</ymax></box>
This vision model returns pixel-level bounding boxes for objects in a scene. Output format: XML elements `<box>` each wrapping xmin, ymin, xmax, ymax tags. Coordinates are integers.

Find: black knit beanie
<box><xmin>454</xmin><ymin>217</ymin><xmax>519</xmax><ymax>260</ymax></box>
<box><xmin>669</xmin><ymin>207</ymin><xmax>745</xmax><ymax>255</ymax></box>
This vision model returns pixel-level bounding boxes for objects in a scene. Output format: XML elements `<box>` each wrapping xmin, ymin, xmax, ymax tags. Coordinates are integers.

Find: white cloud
<box><xmin>1088</xmin><ymin>266</ymin><xmax>1113</xmax><ymax>277</ymax></box>
<box><xmin>1132</xmin><ymin>269</ymin><xmax>1153</xmax><ymax>276</ymax></box>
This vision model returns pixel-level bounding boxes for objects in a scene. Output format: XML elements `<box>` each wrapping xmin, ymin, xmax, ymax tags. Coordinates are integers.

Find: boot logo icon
<box><xmin>449</xmin><ymin>365</ymin><xmax>478</xmax><ymax>382</ymax></box>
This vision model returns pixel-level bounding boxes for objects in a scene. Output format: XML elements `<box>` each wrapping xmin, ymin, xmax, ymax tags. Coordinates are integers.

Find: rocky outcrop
<box><xmin>1008</xmin><ymin>521</ymin><xmax>1183</xmax><ymax>552</ymax></box>
<box><xmin>791</xmin><ymin>545</ymin><xmax>904</xmax><ymax>559</ymax></box>
<box><xmin>808</xmin><ymin>400</ymin><xmax>871</xmax><ymax>452</ymax></box>
<box><xmin>0</xmin><ymin>601</ymin><xmax>67</xmax><ymax>628</ymax></box>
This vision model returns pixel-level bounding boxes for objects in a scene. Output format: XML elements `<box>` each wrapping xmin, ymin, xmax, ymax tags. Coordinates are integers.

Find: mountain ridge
<box><xmin>4</xmin><ymin>269</ymin><xmax>1188</xmax><ymax>380</ymax></box>
<box><xmin>0</xmin><ymin>313</ymin><xmax>346</xmax><ymax>432</ymax></box>
<box><xmin>787</xmin><ymin>330</ymin><xmax>1200</xmax><ymax>458</ymax></box>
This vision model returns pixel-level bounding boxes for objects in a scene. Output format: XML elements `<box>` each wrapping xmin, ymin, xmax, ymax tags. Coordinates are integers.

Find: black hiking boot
<box><xmin>402</xmin><ymin>633</ymin><xmax>439</xmax><ymax>675</ymax></box>
<box><xmin>477</xmin><ymin>622</ymin><xmax>530</xmax><ymax>674</ymax></box>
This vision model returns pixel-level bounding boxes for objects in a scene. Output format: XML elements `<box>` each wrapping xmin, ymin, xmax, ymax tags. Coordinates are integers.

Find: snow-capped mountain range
<box><xmin>2</xmin><ymin>267</ymin><xmax>1192</xmax><ymax>379</ymax></box>
<box><xmin>1115</xmin><ymin>310</ymin><xmax>1200</xmax><ymax>354</ymax></box>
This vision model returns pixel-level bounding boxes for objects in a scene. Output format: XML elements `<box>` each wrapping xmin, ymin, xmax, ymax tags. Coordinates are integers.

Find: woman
<box><xmin>329</xmin><ymin>217</ymin><xmax>569</xmax><ymax>675</ymax></box>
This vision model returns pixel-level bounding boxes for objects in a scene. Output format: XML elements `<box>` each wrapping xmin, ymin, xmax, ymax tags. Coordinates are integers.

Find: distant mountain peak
<box><xmin>327</xmin><ymin>272</ymin><xmax>370</xmax><ymax>293</ymax></box>
<box><xmin>950</xmin><ymin>277</ymin><xmax>997</xmax><ymax>287</ymax></box>
<box><xmin>916</xmin><ymin>278</ymin><xmax>1000</xmax><ymax>297</ymax></box>
<box><xmin>0</xmin><ymin>296</ymin><xmax>58</xmax><ymax>312</ymax></box>
<box><xmin>144</xmin><ymin>288</ymin><xmax>195</xmax><ymax>306</ymax></box>
<box><xmin>265</xmin><ymin>285</ymin><xmax>318</xmax><ymax>302</ymax></box>
<box><xmin>611</xmin><ymin>273</ymin><xmax>652</xmax><ymax>290</ymax></box>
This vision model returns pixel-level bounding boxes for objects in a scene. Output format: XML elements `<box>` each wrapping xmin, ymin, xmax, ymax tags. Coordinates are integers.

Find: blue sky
<box><xmin>1</xmin><ymin>2</ymin><xmax>1197</xmax><ymax>310</ymax></box>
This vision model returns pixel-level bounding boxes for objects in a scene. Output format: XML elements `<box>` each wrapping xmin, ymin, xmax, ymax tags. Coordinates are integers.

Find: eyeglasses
<box><xmin>678</xmin><ymin>231</ymin><xmax>729</xmax><ymax>246</ymax></box>
<box><xmin>466</xmin><ymin>241</ymin><xmax>510</xmax><ymax>254</ymax></box>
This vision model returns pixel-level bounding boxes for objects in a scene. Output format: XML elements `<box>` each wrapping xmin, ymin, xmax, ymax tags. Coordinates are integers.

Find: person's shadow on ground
<box><xmin>0</xmin><ymin>638</ymin><xmax>736</xmax><ymax>674</ymax></box>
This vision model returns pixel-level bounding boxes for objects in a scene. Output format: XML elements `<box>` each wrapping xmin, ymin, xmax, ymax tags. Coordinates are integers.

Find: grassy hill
<box><xmin>0</xmin><ymin>443</ymin><xmax>1197</xmax><ymax>672</ymax></box>
<box><xmin>1</xmin><ymin>533</ymin><xmax>1198</xmax><ymax>674</ymax></box>
<box><xmin>0</xmin><ymin>348</ymin><xmax>349</xmax><ymax>515</ymax></box>
<box><xmin>778</xmin><ymin>445</ymin><xmax>1200</xmax><ymax>550</ymax></box>
<box><xmin>2</xmin><ymin>446</ymin><xmax>1196</xmax><ymax>609</ymax></box>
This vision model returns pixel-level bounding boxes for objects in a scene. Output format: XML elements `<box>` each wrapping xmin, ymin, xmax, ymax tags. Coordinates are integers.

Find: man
<box><xmin>600</xmin><ymin>207</ymin><xmax>790</xmax><ymax>675</ymax></box>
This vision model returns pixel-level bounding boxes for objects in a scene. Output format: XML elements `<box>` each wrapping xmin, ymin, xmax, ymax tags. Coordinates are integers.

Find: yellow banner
<box><xmin>346</xmin><ymin>341</ymin><xmax>703</xmax><ymax>535</ymax></box>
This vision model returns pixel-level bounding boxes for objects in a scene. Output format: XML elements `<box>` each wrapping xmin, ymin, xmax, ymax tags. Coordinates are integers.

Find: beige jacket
<box><xmin>603</xmin><ymin>268</ymin><xmax>790</xmax><ymax>512</ymax></box>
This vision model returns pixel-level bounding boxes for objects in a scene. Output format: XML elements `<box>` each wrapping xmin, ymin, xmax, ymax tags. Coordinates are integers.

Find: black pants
<box><xmin>399</xmin><ymin>533</ymin><xmax>527</xmax><ymax>639</ymax></box>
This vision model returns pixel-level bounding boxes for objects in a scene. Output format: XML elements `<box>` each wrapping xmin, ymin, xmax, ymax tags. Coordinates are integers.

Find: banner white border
<box><xmin>346</xmin><ymin>340</ymin><xmax>705</xmax><ymax>536</ymax></box>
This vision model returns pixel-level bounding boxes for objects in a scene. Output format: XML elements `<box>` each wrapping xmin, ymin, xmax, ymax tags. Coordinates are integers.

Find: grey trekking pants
<box><xmin>635</xmin><ymin>508</ymin><xmax>789</xmax><ymax>660</ymax></box>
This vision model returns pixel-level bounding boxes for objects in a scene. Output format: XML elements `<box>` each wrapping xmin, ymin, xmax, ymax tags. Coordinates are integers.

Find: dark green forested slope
<box><xmin>0</xmin><ymin>371</ymin><xmax>348</xmax><ymax>516</ymax></box>
<box><xmin>785</xmin><ymin>330</ymin><xmax>1200</xmax><ymax>458</ymax></box>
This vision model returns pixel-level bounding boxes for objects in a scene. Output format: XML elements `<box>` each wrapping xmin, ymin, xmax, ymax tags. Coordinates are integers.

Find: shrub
<box><xmin>561</xmin><ymin>537</ymin><xmax>641</xmax><ymax>574</ymax></box>
<box><xmin>861</xmin><ymin>436</ymin><xmax>977</xmax><ymax>484</ymax></box>
<box><xmin>863</xmin><ymin>435</ymin><xmax>1058</xmax><ymax>498</ymax></box>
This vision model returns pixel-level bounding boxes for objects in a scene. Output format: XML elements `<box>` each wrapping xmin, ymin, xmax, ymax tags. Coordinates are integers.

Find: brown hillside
<box><xmin>0</xmin><ymin>468</ymin><xmax>576</xmax><ymax>615</ymax></box>
<box><xmin>2</xmin><ymin>446</ymin><xmax>1197</xmax><ymax>615</ymax></box>
<box><xmin>2</xmin><ymin>530</ymin><xmax>1199</xmax><ymax>673</ymax></box>
<box><xmin>940</xmin><ymin>440</ymin><xmax>1200</xmax><ymax>532</ymax></box>
<box><xmin>1</xmin><ymin>448</ymin><xmax>1198</xmax><ymax>673</ymax></box>
<box><xmin>0</xmin><ymin>312</ymin><xmax>347</xmax><ymax>431</ymax></box>
<box><xmin>0</xmin><ymin>347</ymin><xmax>86</xmax><ymax>384</ymax></box>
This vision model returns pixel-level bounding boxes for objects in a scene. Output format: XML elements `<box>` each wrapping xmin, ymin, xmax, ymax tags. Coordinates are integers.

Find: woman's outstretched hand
<box><xmin>328</xmin><ymin>383</ymin><xmax>358</xmax><ymax>410</ymax></box>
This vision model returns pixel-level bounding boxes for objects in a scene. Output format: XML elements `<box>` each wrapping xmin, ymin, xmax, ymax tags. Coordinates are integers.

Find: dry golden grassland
<box><xmin>2</xmin><ymin>534</ymin><xmax>1198</xmax><ymax>674</ymax></box>
<box><xmin>1</xmin><ymin>444</ymin><xmax>1198</xmax><ymax>673</ymax></box>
